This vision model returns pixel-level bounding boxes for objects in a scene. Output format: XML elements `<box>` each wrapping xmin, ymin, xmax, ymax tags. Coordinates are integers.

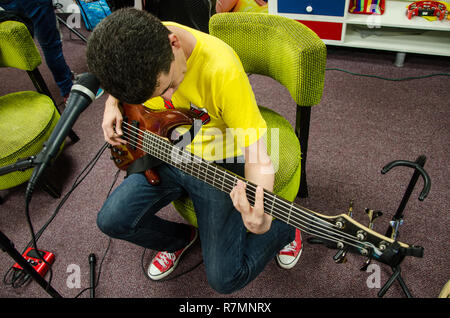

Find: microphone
<box><xmin>89</xmin><ymin>253</ymin><xmax>96</xmax><ymax>298</ymax></box>
<box><xmin>26</xmin><ymin>73</ymin><xmax>100</xmax><ymax>201</ymax></box>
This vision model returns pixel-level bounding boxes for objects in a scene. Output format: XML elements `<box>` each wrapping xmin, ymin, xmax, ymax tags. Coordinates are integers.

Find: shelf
<box><xmin>271</xmin><ymin>0</ymin><xmax>450</xmax><ymax>57</ymax></box>
<box><xmin>345</xmin><ymin>0</ymin><xmax>450</xmax><ymax>31</ymax></box>
<box><xmin>341</xmin><ymin>26</ymin><xmax>450</xmax><ymax>56</ymax></box>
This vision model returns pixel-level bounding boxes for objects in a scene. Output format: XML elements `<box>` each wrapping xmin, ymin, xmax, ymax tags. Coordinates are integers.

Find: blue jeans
<box><xmin>1</xmin><ymin>0</ymin><xmax>73</xmax><ymax>97</ymax></box>
<box><xmin>97</xmin><ymin>163</ymin><xmax>295</xmax><ymax>294</ymax></box>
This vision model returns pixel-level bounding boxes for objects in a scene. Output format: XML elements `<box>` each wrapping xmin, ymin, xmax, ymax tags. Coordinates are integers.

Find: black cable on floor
<box><xmin>326</xmin><ymin>67</ymin><xmax>450</xmax><ymax>81</ymax></box>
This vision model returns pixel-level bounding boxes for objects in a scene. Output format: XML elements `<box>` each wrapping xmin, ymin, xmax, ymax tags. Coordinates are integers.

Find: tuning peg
<box><xmin>333</xmin><ymin>248</ymin><xmax>349</xmax><ymax>264</ymax></box>
<box><xmin>360</xmin><ymin>209</ymin><xmax>377</xmax><ymax>271</ymax></box>
<box><xmin>389</xmin><ymin>219</ymin><xmax>404</xmax><ymax>240</ymax></box>
<box><xmin>347</xmin><ymin>199</ymin><xmax>354</xmax><ymax>217</ymax></box>
<box><xmin>365</xmin><ymin>208</ymin><xmax>383</xmax><ymax>229</ymax></box>
<box><xmin>360</xmin><ymin>256</ymin><xmax>372</xmax><ymax>271</ymax></box>
<box><xmin>332</xmin><ymin>200</ymin><xmax>355</xmax><ymax>264</ymax></box>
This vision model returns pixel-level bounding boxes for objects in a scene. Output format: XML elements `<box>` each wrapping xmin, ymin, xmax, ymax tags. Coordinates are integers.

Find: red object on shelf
<box><xmin>406</xmin><ymin>1</ymin><xmax>447</xmax><ymax>20</ymax></box>
<box><xmin>297</xmin><ymin>20</ymin><xmax>343</xmax><ymax>41</ymax></box>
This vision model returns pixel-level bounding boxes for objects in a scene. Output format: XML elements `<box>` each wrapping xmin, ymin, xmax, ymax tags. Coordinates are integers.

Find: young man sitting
<box><xmin>86</xmin><ymin>8</ymin><xmax>302</xmax><ymax>294</ymax></box>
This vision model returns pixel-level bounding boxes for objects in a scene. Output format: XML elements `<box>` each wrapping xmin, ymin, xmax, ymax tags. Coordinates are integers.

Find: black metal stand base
<box><xmin>0</xmin><ymin>157</ymin><xmax>62</xmax><ymax>296</ymax></box>
<box><xmin>0</xmin><ymin>230</ymin><xmax>62</xmax><ymax>298</ymax></box>
<box><xmin>378</xmin><ymin>266</ymin><xmax>412</xmax><ymax>298</ymax></box>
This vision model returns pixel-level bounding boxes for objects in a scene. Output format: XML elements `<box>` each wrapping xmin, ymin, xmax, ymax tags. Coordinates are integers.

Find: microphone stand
<box><xmin>0</xmin><ymin>72</ymin><xmax>99</xmax><ymax>298</ymax></box>
<box><xmin>0</xmin><ymin>154</ymin><xmax>63</xmax><ymax>210</ymax></box>
<box><xmin>0</xmin><ymin>156</ymin><xmax>61</xmax><ymax>200</ymax></box>
<box><xmin>55</xmin><ymin>15</ymin><xmax>88</xmax><ymax>44</ymax></box>
<box><xmin>0</xmin><ymin>157</ymin><xmax>63</xmax><ymax>298</ymax></box>
<box><xmin>0</xmin><ymin>231</ymin><xmax>62</xmax><ymax>298</ymax></box>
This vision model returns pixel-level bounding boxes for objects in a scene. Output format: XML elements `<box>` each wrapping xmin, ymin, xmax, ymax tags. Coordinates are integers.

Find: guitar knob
<box><xmin>360</xmin><ymin>257</ymin><xmax>372</xmax><ymax>271</ymax></box>
<box><xmin>333</xmin><ymin>248</ymin><xmax>348</xmax><ymax>264</ymax></box>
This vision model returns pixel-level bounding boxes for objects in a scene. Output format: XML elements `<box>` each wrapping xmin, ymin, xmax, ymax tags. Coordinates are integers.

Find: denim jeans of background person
<box><xmin>0</xmin><ymin>0</ymin><xmax>73</xmax><ymax>98</ymax></box>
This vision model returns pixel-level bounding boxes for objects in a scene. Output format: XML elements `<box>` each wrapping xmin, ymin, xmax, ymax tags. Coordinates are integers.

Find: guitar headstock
<box><xmin>310</xmin><ymin>211</ymin><xmax>423</xmax><ymax>267</ymax></box>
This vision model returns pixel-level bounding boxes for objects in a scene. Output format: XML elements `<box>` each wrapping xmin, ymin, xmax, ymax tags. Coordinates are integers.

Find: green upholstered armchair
<box><xmin>0</xmin><ymin>20</ymin><xmax>78</xmax><ymax>202</ymax></box>
<box><xmin>173</xmin><ymin>12</ymin><xmax>326</xmax><ymax>227</ymax></box>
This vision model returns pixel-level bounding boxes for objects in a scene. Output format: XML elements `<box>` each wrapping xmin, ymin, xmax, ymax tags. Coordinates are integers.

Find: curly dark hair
<box><xmin>86</xmin><ymin>8</ymin><xmax>174</xmax><ymax>104</ymax></box>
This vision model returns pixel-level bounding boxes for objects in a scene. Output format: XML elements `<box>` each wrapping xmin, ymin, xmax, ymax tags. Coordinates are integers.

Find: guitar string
<box><xmin>119</xmin><ymin>123</ymin><xmax>374</xmax><ymax>250</ymax></box>
<box><xmin>119</xmin><ymin>123</ymin><xmax>369</xmax><ymax>245</ymax></box>
<box><xmin>118</xmin><ymin>123</ymin><xmax>374</xmax><ymax>251</ymax></box>
<box><xmin>119</xmin><ymin>123</ymin><xmax>338</xmax><ymax>236</ymax></box>
<box><xmin>119</xmin><ymin>128</ymin><xmax>376</xmax><ymax>253</ymax></box>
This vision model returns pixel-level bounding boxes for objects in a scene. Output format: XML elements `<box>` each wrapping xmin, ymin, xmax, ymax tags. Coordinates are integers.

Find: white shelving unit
<box><xmin>269</xmin><ymin>0</ymin><xmax>450</xmax><ymax>60</ymax></box>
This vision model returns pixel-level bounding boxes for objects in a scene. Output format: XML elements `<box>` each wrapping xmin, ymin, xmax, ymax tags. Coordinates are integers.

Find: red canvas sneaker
<box><xmin>276</xmin><ymin>228</ymin><xmax>302</xmax><ymax>269</ymax></box>
<box><xmin>147</xmin><ymin>226</ymin><xmax>198</xmax><ymax>280</ymax></box>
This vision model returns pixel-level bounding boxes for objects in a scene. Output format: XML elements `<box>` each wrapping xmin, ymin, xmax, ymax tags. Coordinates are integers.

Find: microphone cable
<box><xmin>74</xmin><ymin>168</ymin><xmax>121</xmax><ymax>298</ymax></box>
<box><xmin>3</xmin><ymin>142</ymin><xmax>110</xmax><ymax>291</ymax></box>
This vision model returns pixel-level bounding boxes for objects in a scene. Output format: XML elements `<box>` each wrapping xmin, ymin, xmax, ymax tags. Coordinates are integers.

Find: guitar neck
<box><xmin>141</xmin><ymin>130</ymin><xmax>328</xmax><ymax>233</ymax></box>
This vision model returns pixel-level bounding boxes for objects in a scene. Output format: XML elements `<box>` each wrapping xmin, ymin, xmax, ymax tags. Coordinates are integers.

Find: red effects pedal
<box><xmin>13</xmin><ymin>247</ymin><xmax>55</xmax><ymax>277</ymax></box>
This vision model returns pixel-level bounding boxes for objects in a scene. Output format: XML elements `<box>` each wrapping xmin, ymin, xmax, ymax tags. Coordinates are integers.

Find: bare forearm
<box><xmin>229</xmin><ymin>138</ymin><xmax>274</xmax><ymax>234</ymax></box>
<box><xmin>244</xmin><ymin>160</ymin><xmax>274</xmax><ymax>192</ymax></box>
<box><xmin>244</xmin><ymin>137</ymin><xmax>274</xmax><ymax>191</ymax></box>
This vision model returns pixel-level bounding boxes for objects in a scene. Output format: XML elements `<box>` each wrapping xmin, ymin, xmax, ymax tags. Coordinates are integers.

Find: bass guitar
<box><xmin>109</xmin><ymin>102</ymin><xmax>424</xmax><ymax>268</ymax></box>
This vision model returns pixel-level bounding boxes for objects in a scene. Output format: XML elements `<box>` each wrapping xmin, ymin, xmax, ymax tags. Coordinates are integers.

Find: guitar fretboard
<box><xmin>139</xmin><ymin>130</ymin><xmax>335</xmax><ymax>237</ymax></box>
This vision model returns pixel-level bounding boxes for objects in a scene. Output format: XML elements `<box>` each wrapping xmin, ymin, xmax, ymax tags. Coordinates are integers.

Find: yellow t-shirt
<box><xmin>143</xmin><ymin>22</ymin><xmax>267</xmax><ymax>162</ymax></box>
<box><xmin>232</xmin><ymin>0</ymin><xmax>268</xmax><ymax>13</ymax></box>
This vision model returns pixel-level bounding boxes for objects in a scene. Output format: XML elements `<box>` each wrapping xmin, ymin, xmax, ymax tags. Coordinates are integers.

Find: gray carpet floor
<box><xmin>0</xmin><ymin>21</ymin><xmax>449</xmax><ymax>299</ymax></box>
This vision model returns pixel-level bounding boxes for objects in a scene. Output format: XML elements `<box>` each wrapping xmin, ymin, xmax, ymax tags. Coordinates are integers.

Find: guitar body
<box><xmin>110</xmin><ymin>103</ymin><xmax>197</xmax><ymax>185</ymax></box>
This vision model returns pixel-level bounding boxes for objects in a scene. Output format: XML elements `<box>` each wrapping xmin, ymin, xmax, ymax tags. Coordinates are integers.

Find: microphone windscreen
<box><xmin>72</xmin><ymin>73</ymin><xmax>100</xmax><ymax>101</ymax></box>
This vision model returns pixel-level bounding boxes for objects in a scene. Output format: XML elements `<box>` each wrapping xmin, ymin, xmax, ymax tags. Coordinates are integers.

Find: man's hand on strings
<box><xmin>230</xmin><ymin>180</ymin><xmax>272</xmax><ymax>234</ymax></box>
<box><xmin>102</xmin><ymin>95</ymin><xmax>126</xmax><ymax>146</ymax></box>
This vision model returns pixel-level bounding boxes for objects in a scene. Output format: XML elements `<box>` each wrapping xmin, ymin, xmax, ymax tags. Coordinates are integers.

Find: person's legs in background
<box><xmin>0</xmin><ymin>0</ymin><xmax>73</xmax><ymax>98</ymax></box>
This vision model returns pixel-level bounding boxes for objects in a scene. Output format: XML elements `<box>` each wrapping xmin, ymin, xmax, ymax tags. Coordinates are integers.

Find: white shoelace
<box><xmin>281</xmin><ymin>240</ymin><xmax>297</xmax><ymax>253</ymax></box>
<box><xmin>156</xmin><ymin>251</ymin><xmax>175</xmax><ymax>268</ymax></box>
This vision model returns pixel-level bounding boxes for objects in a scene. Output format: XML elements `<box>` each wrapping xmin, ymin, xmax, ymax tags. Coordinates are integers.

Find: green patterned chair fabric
<box><xmin>0</xmin><ymin>21</ymin><xmax>61</xmax><ymax>191</ymax></box>
<box><xmin>0</xmin><ymin>21</ymin><xmax>41</xmax><ymax>70</ymax></box>
<box><xmin>209</xmin><ymin>12</ymin><xmax>326</xmax><ymax>106</ymax></box>
<box><xmin>173</xmin><ymin>13</ymin><xmax>326</xmax><ymax>227</ymax></box>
